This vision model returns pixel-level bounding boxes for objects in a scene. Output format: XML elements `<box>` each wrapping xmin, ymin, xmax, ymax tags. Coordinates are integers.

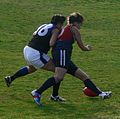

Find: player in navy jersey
<box><xmin>4</xmin><ymin>14</ymin><xmax>66</xmax><ymax>102</ymax></box>
<box><xmin>31</xmin><ymin>12</ymin><xmax>112</xmax><ymax>106</ymax></box>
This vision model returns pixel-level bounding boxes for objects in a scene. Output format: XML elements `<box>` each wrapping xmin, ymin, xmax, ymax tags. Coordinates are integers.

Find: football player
<box><xmin>31</xmin><ymin>12</ymin><xmax>112</xmax><ymax>106</ymax></box>
<box><xmin>5</xmin><ymin>14</ymin><xmax>66</xmax><ymax>102</ymax></box>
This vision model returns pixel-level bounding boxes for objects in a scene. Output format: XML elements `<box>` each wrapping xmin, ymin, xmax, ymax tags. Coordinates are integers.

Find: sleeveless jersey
<box><xmin>58</xmin><ymin>25</ymin><xmax>73</xmax><ymax>42</ymax></box>
<box><xmin>28</xmin><ymin>23</ymin><xmax>56</xmax><ymax>54</ymax></box>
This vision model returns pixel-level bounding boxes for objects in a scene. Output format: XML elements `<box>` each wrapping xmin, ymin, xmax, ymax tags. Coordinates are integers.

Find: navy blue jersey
<box><xmin>28</xmin><ymin>23</ymin><xmax>56</xmax><ymax>54</ymax></box>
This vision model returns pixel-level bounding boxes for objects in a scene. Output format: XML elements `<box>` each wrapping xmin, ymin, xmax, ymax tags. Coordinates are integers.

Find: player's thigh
<box><xmin>67</xmin><ymin>61</ymin><xmax>78</xmax><ymax>76</ymax></box>
<box><xmin>67</xmin><ymin>61</ymin><xmax>89</xmax><ymax>81</ymax></box>
<box><xmin>74</xmin><ymin>68</ymin><xmax>90</xmax><ymax>81</ymax></box>
<box><xmin>42</xmin><ymin>58</ymin><xmax>55</xmax><ymax>72</ymax></box>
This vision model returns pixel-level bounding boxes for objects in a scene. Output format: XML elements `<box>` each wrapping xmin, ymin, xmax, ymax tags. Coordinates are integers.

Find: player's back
<box><xmin>58</xmin><ymin>25</ymin><xmax>73</xmax><ymax>41</ymax></box>
<box><xmin>54</xmin><ymin>25</ymin><xmax>74</xmax><ymax>50</ymax></box>
<box><xmin>28</xmin><ymin>23</ymin><xmax>56</xmax><ymax>53</ymax></box>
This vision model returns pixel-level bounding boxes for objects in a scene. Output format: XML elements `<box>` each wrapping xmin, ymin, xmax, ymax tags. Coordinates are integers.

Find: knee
<box><xmin>28</xmin><ymin>66</ymin><xmax>37</xmax><ymax>73</ymax></box>
<box><xmin>54</xmin><ymin>76</ymin><xmax>63</xmax><ymax>83</ymax></box>
<box><xmin>81</xmin><ymin>74</ymin><xmax>90</xmax><ymax>81</ymax></box>
<box><xmin>74</xmin><ymin>69</ymin><xmax>90</xmax><ymax>81</ymax></box>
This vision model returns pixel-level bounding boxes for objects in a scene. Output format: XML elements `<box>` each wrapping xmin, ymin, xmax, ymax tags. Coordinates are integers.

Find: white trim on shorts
<box><xmin>60</xmin><ymin>49</ymin><xmax>66</xmax><ymax>66</ymax></box>
<box><xmin>23</xmin><ymin>46</ymin><xmax>50</xmax><ymax>69</ymax></box>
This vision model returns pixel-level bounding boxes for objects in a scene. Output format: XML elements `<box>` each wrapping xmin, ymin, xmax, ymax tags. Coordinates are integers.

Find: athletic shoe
<box><xmin>99</xmin><ymin>91</ymin><xmax>112</xmax><ymax>99</ymax></box>
<box><xmin>4</xmin><ymin>76</ymin><xmax>12</xmax><ymax>87</ymax></box>
<box><xmin>50</xmin><ymin>95</ymin><xmax>66</xmax><ymax>102</ymax></box>
<box><xmin>31</xmin><ymin>89</ymin><xmax>42</xmax><ymax>106</ymax></box>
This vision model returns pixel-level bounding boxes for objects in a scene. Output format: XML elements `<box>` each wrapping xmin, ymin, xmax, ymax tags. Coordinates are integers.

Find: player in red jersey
<box><xmin>31</xmin><ymin>12</ymin><xmax>112</xmax><ymax>106</ymax></box>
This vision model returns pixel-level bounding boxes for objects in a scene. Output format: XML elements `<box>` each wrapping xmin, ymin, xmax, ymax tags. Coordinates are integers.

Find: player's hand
<box><xmin>85</xmin><ymin>45</ymin><xmax>92</xmax><ymax>51</ymax></box>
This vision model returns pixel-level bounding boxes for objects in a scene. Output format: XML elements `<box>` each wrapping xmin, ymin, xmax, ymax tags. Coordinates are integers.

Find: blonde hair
<box><xmin>68</xmin><ymin>12</ymin><xmax>84</xmax><ymax>24</ymax></box>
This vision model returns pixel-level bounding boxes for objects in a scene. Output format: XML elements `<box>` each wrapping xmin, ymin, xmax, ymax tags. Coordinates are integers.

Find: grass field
<box><xmin>0</xmin><ymin>0</ymin><xmax>120</xmax><ymax>119</ymax></box>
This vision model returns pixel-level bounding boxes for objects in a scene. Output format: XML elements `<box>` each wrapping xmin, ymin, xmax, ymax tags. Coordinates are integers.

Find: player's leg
<box><xmin>41</xmin><ymin>56</ymin><xmax>66</xmax><ymax>101</ymax></box>
<box><xmin>5</xmin><ymin>65</ymin><xmax>37</xmax><ymax>87</ymax></box>
<box><xmin>36</xmin><ymin>67</ymin><xmax>66</xmax><ymax>95</ymax></box>
<box><xmin>74</xmin><ymin>68</ymin><xmax>112</xmax><ymax>98</ymax></box>
<box><xmin>42</xmin><ymin>58</ymin><xmax>55</xmax><ymax>72</ymax></box>
<box><xmin>67</xmin><ymin>61</ymin><xmax>100</xmax><ymax>94</ymax></box>
<box><xmin>4</xmin><ymin>46</ymin><xmax>38</xmax><ymax>87</ymax></box>
<box><xmin>50</xmin><ymin>67</ymin><xmax>66</xmax><ymax>101</ymax></box>
<box><xmin>67</xmin><ymin>61</ymin><xmax>112</xmax><ymax>99</ymax></box>
<box><xmin>50</xmin><ymin>48</ymin><xmax>69</xmax><ymax>101</ymax></box>
<box><xmin>73</xmin><ymin>68</ymin><xmax>89</xmax><ymax>81</ymax></box>
<box><xmin>31</xmin><ymin>48</ymin><xmax>68</xmax><ymax>105</ymax></box>
<box><xmin>31</xmin><ymin>67</ymin><xmax>67</xmax><ymax>105</ymax></box>
<box><xmin>11</xmin><ymin>65</ymin><xmax>36</xmax><ymax>80</ymax></box>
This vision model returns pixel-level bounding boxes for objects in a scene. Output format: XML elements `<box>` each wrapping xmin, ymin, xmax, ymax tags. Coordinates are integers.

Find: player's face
<box><xmin>73</xmin><ymin>22</ymin><xmax>82</xmax><ymax>29</ymax></box>
<box><xmin>57</xmin><ymin>23</ymin><xmax>64</xmax><ymax>29</ymax></box>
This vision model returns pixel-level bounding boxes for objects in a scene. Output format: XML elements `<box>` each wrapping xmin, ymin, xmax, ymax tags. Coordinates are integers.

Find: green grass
<box><xmin>0</xmin><ymin>0</ymin><xmax>120</xmax><ymax>119</ymax></box>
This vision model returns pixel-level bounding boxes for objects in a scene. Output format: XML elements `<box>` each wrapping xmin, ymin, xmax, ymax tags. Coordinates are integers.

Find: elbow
<box><xmin>49</xmin><ymin>41</ymin><xmax>54</xmax><ymax>47</ymax></box>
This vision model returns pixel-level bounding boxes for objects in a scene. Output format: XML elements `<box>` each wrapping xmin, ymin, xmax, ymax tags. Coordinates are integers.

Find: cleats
<box><xmin>31</xmin><ymin>89</ymin><xmax>42</xmax><ymax>106</ymax></box>
<box><xmin>99</xmin><ymin>91</ymin><xmax>112</xmax><ymax>99</ymax></box>
<box><xmin>50</xmin><ymin>95</ymin><xmax>66</xmax><ymax>102</ymax></box>
<box><xmin>4</xmin><ymin>76</ymin><xmax>12</xmax><ymax>87</ymax></box>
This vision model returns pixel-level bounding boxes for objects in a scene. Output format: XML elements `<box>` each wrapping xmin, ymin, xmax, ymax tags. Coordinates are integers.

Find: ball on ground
<box><xmin>83</xmin><ymin>87</ymin><xmax>97</xmax><ymax>97</ymax></box>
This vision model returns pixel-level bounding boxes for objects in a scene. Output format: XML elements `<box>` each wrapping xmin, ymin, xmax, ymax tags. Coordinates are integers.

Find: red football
<box><xmin>83</xmin><ymin>87</ymin><xmax>97</xmax><ymax>97</ymax></box>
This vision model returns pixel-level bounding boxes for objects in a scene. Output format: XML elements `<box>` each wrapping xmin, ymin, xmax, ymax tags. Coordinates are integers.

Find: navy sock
<box><xmin>84</xmin><ymin>79</ymin><xmax>102</xmax><ymax>95</ymax></box>
<box><xmin>52</xmin><ymin>82</ymin><xmax>61</xmax><ymax>96</ymax></box>
<box><xmin>11</xmin><ymin>66</ymin><xmax>29</xmax><ymax>81</ymax></box>
<box><xmin>36</xmin><ymin>77</ymin><xmax>56</xmax><ymax>95</ymax></box>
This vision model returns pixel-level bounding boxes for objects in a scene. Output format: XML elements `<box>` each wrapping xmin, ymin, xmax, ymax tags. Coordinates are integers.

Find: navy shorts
<box><xmin>52</xmin><ymin>41</ymin><xmax>78</xmax><ymax>75</ymax></box>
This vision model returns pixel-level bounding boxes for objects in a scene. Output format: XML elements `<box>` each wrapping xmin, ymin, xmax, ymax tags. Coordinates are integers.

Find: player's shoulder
<box><xmin>71</xmin><ymin>25</ymin><xmax>79</xmax><ymax>33</ymax></box>
<box><xmin>38</xmin><ymin>23</ymin><xmax>53</xmax><ymax>28</ymax></box>
<box><xmin>71</xmin><ymin>25</ymin><xmax>78</xmax><ymax>30</ymax></box>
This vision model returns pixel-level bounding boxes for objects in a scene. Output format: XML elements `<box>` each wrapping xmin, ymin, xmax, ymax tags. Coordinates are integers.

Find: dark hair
<box><xmin>68</xmin><ymin>12</ymin><xmax>84</xmax><ymax>24</ymax></box>
<box><xmin>51</xmin><ymin>14</ymin><xmax>66</xmax><ymax>24</ymax></box>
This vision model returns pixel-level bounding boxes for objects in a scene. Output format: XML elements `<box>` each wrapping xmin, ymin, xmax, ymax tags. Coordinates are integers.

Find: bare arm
<box><xmin>71</xmin><ymin>26</ymin><xmax>92</xmax><ymax>51</ymax></box>
<box><xmin>49</xmin><ymin>28</ymin><xmax>60</xmax><ymax>47</ymax></box>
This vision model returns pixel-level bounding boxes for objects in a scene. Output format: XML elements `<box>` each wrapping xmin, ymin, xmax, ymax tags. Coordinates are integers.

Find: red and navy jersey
<box><xmin>58</xmin><ymin>24</ymin><xmax>74</xmax><ymax>42</ymax></box>
<box><xmin>52</xmin><ymin>25</ymin><xmax>75</xmax><ymax>62</ymax></box>
<box><xmin>28</xmin><ymin>23</ymin><xmax>57</xmax><ymax>54</ymax></box>
<box><xmin>52</xmin><ymin>25</ymin><xmax>75</xmax><ymax>69</ymax></box>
